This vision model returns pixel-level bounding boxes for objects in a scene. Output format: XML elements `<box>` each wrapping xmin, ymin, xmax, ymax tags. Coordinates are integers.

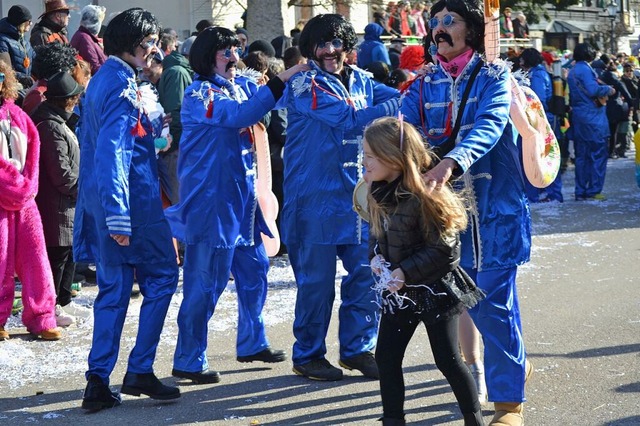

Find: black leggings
<box><xmin>375</xmin><ymin>312</ymin><xmax>480</xmax><ymax>421</ymax></box>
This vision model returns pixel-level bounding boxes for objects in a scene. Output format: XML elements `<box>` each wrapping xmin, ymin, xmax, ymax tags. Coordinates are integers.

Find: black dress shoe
<box><xmin>81</xmin><ymin>375</ymin><xmax>122</xmax><ymax>411</ymax></box>
<box><xmin>120</xmin><ymin>372</ymin><xmax>181</xmax><ymax>400</ymax></box>
<box><xmin>171</xmin><ymin>368</ymin><xmax>221</xmax><ymax>384</ymax></box>
<box><xmin>339</xmin><ymin>352</ymin><xmax>380</xmax><ymax>379</ymax></box>
<box><xmin>237</xmin><ymin>347</ymin><xmax>287</xmax><ymax>363</ymax></box>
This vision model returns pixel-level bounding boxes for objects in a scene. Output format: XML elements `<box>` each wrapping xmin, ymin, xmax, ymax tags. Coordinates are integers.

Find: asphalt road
<box><xmin>1</xmin><ymin>156</ymin><xmax>639</xmax><ymax>425</ymax></box>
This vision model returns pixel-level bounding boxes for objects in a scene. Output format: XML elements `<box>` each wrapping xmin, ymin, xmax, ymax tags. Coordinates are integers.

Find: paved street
<box><xmin>1</xmin><ymin>156</ymin><xmax>639</xmax><ymax>425</ymax></box>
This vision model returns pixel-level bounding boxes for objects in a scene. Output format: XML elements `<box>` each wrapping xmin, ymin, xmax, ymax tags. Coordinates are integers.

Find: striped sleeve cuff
<box><xmin>382</xmin><ymin>97</ymin><xmax>400</xmax><ymax>116</ymax></box>
<box><xmin>106</xmin><ymin>215</ymin><xmax>132</xmax><ymax>235</ymax></box>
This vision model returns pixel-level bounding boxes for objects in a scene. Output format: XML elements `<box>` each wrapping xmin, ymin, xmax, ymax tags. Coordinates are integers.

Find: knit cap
<box><xmin>248</xmin><ymin>40</ymin><xmax>275</xmax><ymax>58</ymax></box>
<box><xmin>7</xmin><ymin>5</ymin><xmax>32</xmax><ymax>27</ymax></box>
<box><xmin>80</xmin><ymin>5</ymin><xmax>106</xmax><ymax>35</ymax></box>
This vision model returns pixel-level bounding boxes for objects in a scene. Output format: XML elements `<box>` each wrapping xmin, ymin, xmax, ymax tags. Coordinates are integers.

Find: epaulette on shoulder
<box><xmin>483</xmin><ymin>58</ymin><xmax>511</xmax><ymax>80</ymax></box>
<box><xmin>512</xmin><ymin>68</ymin><xmax>531</xmax><ymax>87</ymax></box>
<box><xmin>237</xmin><ymin>67</ymin><xmax>263</xmax><ymax>83</ymax></box>
<box><xmin>349</xmin><ymin>64</ymin><xmax>374</xmax><ymax>79</ymax></box>
<box><xmin>290</xmin><ymin>70</ymin><xmax>316</xmax><ymax>97</ymax></box>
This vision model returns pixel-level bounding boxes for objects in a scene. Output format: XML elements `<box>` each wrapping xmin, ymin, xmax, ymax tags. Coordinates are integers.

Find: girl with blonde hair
<box><xmin>363</xmin><ymin>116</ymin><xmax>484</xmax><ymax>425</ymax></box>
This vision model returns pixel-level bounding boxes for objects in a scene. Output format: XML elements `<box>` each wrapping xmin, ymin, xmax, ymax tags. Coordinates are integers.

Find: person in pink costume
<box><xmin>0</xmin><ymin>60</ymin><xmax>60</xmax><ymax>341</ymax></box>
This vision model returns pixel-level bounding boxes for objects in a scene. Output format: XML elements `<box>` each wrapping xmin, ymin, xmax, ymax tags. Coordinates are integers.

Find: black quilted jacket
<box><xmin>367</xmin><ymin>177</ymin><xmax>483</xmax><ymax>321</ymax></box>
<box><xmin>368</xmin><ymin>178</ymin><xmax>459</xmax><ymax>285</ymax></box>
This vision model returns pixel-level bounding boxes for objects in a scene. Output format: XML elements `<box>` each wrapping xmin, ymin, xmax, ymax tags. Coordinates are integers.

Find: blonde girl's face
<box><xmin>363</xmin><ymin>139</ymin><xmax>401</xmax><ymax>183</ymax></box>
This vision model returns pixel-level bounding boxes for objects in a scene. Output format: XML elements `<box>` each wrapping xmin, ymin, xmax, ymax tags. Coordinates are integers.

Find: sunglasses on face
<box><xmin>428</xmin><ymin>14</ymin><xmax>463</xmax><ymax>30</ymax></box>
<box><xmin>139</xmin><ymin>39</ymin><xmax>159</xmax><ymax>49</ymax></box>
<box><xmin>220</xmin><ymin>47</ymin><xmax>243</xmax><ymax>59</ymax></box>
<box><xmin>0</xmin><ymin>73</ymin><xmax>5</xmax><ymax>83</ymax></box>
<box><xmin>316</xmin><ymin>38</ymin><xmax>344</xmax><ymax>50</ymax></box>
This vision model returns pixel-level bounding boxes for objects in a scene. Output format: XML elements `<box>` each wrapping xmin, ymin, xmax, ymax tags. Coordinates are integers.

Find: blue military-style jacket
<box><xmin>282</xmin><ymin>61</ymin><xmax>400</xmax><ymax>246</ymax></box>
<box><xmin>401</xmin><ymin>54</ymin><xmax>531</xmax><ymax>271</ymax></box>
<box><xmin>165</xmin><ymin>73</ymin><xmax>275</xmax><ymax>247</ymax></box>
<box><xmin>74</xmin><ymin>56</ymin><xmax>175</xmax><ymax>265</ymax></box>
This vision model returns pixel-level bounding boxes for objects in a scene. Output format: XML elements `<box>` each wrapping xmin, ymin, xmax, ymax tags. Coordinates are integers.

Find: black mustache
<box><xmin>434</xmin><ymin>33</ymin><xmax>453</xmax><ymax>46</ymax></box>
<box><xmin>319</xmin><ymin>54</ymin><xmax>338</xmax><ymax>61</ymax></box>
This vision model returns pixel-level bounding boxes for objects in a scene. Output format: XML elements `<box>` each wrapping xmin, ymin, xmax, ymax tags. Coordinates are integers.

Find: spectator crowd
<box><xmin>0</xmin><ymin>1</ymin><xmax>637</xmax><ymax>426</ymax></box>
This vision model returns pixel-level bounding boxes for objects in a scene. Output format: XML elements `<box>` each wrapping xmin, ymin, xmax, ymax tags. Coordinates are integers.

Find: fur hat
<box><xmin>80</xmin><ymin>5</ymin><xmax>106</xmax><ymax>35</ymax></box>
<box><xmin>7</xmin><ymin>5</ymin><xmax>32</xmax><ymax>26</ymax></box>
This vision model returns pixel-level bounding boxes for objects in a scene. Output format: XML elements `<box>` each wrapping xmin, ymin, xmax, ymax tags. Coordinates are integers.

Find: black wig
<box><xmin>424</xmin><ymin>0</ymin><xmax>485</xmax><ymax>58</ymax></box>
<box><xmin>103</xmin><ymin>8</ymin><xmax>160</xmax><ymax>56</ymax></box>
<box><xmin>519</xmin><ymin>48</ymin><xmax>543</xmax><ymax>69</ymax></box>
<box><xmin>32</xmin><ymin>42</ymin><xmax>78</xmax><ymax>80</ymax></box>
<box><xmin>573</xmin><ymin>43</ymin><xmax>596</xmax><ymax>63</ymax></box>
<box><xmin>298</xmin><ymin>14</ymin><xmax>357</xmax><ymax>60</ymax></box>
<box><xmin>189</xmin><ymin>26</ymin><xmax>239</xmax><ymax>77</ymax></box>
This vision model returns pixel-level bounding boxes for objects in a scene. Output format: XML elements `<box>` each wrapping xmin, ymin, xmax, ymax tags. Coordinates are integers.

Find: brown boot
<box><xmin>490</xmin><ymin>361</ymin><xmax>532</xmax><ymax>426</ymax></box>
<box><xmin>0</xmin><ymin>326</ymin><xmax>9</xmax><ymax>341</ymax></box>
<box><xmin>490</xmin><ymin>402</ymin><xmax>523</xmax><ymax>426</ymax></box>
<box><xmin>38</xmin><ymin>328</ymin><xmax>62</xmax><ymax>341</ymax></box>
<box><xmin>525</xmin><ymin>360</ymin><xmax>533</xmax><ymax>383</ymax></box>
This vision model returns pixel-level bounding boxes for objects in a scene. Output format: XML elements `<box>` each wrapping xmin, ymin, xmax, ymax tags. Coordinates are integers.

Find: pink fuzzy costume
<box><xmin>0</xmin><ymin>99</ymin><xmax>57</xmax><ymax>334</ymax></box>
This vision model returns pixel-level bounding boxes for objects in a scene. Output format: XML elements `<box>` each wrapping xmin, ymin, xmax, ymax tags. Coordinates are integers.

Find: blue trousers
<box><xmin>574</xmin><ymin>136</ymin><xmax>608</xmax><ymax>198</ymax></box>
<box><xmin>86</xmin><ymin>260</ymin><xmax>178</xmax><ymax>384</ymax></box>
<box><xmin>466</xmin><ymin>267</ymin><xmax>527</xmax><ymax>403</ymax></box>
<box><xmin>173</xmin><ymin>242</ymin><xmax>270</xmax><ymax>372</ymax></box>
<box><xmin>287</xmin><ymin>242</ymin><xmax>378</xmax><ymax>365</ymax></box>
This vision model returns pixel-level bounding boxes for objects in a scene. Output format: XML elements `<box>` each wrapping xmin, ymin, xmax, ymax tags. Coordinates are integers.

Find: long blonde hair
<box><xmin>364</xmin><ymin>116</ymin><xmax>468</xmax><ymax>240</ymax></box>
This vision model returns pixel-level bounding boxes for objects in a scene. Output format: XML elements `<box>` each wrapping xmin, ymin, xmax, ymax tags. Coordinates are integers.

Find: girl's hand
<box><xmin>370</xmin><ymin>254</ymin><xmax>385</xmax><ymax>275</ymax></box>
<box><xmin>389</xmin><ymin>268</ymin><xmax>405</xmax><ymax>292</ymax></box>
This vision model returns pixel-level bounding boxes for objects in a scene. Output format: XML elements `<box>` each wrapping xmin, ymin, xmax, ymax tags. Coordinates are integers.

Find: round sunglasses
<box><xmin>139</xmin><ymin>39</ymin><xmax>159</xmax><ymax>50</ymax></box>
<box><xmin>428</xmin><ymin>14</ymin><xmax>464</xmax><ymax>30</ymax></box>
<box><xmin>316</xmin><ymin>38</ymin><xmax>344</xmax><ymax>50</ymax></box>
<box><xmin>219</xmin><ymin>47</ymin><xmax>243</xmax><ymax>59</ymax></box>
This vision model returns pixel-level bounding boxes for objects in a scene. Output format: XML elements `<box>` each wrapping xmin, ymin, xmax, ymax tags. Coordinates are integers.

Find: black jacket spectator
<box><xmin>0</xmin><ymin>17</ymin><xmax>34</xmax><ymax>88</ymax></box>
<box><xmin>32</xmin><ymin>101</ymin><xmax>79</xmax><ymax>246</ymax></box>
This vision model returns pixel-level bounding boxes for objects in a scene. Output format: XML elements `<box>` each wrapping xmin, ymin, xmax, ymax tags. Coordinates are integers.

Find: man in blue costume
<box><xmin>401</xmin><ymin>1</ymin><xmax>531</xmax><ymax>424</ymax></box>
<box><xmin>283</xmin><ymin>14</ymin><xmax>400</xmax><ymax>381</ymax></box>
<box><xmin>164</xmin><ymin>27</ymin><xmax>308</xmax><ymax>384</ymax></box>
<box><xmin>75</xmin><ymin>8</ymin><xmax>180</xmax><ymax>410</ymax></box>
<box><xmin>567</xmin><ymin>43</ymin><xmax>615</xmax><ymax>201</ymax></box>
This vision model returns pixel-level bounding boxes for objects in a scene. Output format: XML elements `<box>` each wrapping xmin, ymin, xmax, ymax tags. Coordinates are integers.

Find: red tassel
<box><xmin>131</xmin><ymin>112</ymin><xmax>147</xmax><ymax>137</ymax></box>
<box><xmin>400</xmin><ymin>76</ymin><xmax>418</xmax><ymax>94</ymax></box>
<box><xmin>206</xmin><ymin>87</ymin><xmax>214</xmax><ymax>118</ymax></box>
<box><xmin>311</xmin><ymin>85</ymin><xmax>317</xmax><ymax>110</ymax></box>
